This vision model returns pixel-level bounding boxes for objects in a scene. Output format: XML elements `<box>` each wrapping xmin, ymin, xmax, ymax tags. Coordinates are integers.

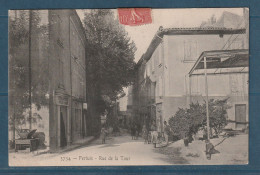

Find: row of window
<box><xmin>146</xmin><ymin>38</ymin><xmax>245</xmax><ymax>74</ymax></box>
<box><xmin>54</xmin><ymin>14</ymin><xmax>86</xmax><ymax>100</ymax></box>
<box><xmin>72</xmin><ymin>60</ymin><xmax>86</xmax><ymax>99</ymax></box>
<box><xmin>144</xmin><ymin>44</ymin><xmax>163</xmax><ymax>78</ymax></box>
<box><xmin>70</xmin><ymin>17</ymin><xmax>85</xmax><ymax>68</ymax></box>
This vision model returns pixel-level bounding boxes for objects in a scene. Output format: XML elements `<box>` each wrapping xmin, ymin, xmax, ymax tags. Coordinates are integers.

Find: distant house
<box><xmin>132</xmin><ymin>10</ymin><xmax>249</xmax><ymax>132</ymax></box>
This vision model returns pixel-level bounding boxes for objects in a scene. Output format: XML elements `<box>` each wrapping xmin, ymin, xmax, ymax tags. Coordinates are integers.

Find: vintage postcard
<box><xmin>8</xmin><ymin>8</ymin><xmax>249</xmax><ymax>166</ymax></box>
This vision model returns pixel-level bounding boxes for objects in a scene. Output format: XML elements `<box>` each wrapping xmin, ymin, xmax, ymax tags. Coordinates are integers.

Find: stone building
<box><xmin>132</xmin><ymin>10</ymin><xmax>249</xmax><ymax>132</ymax></box>
<box><xmin>9</xmin><ymin>10</ymin><xmax>90</xmax><ymax>151</ymax></box>
<box><xmin>48</xmin><ymin>10</ymin><xmax>87</xmax><ymax>150</ymax></box>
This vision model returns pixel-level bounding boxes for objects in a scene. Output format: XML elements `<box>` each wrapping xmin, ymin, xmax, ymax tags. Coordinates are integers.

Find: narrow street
<box><xmin>10</xmin><ymin>134</ymin><xmax>174</xmax><ymax>166</ymax></box>
<box><xmin>9</xmin><ymin>133</ymin><xmax>248</xmax><ymax>166</ymax></box>
<box><xmin>8</xmin><ymin>9</ymin><xmax>250</xmax><ymax>168</ymax></box>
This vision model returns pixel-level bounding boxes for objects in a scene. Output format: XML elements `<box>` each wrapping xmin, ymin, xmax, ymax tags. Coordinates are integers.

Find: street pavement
<box><xmin>9</xmin><ymin>133</ymin><xmax>248</xmax><ymax>166</ymax></box>
<box><xmin>9</xmin><ymin>135</ymin><xmax>172</xmax><ymax>166</ymax></box>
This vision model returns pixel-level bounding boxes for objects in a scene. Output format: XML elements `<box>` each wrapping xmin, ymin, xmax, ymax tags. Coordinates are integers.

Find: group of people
<box><xmin>101</xmin><ymin>120</ymin><xmax>171</xmax><ymax>147</ymax></box>
<box><xmin>141</xmin><ymin>120</ymin><xmax>171</xmax><ymax>148</ymax></box>
<box><xmin>130</xmin><ymin>122</ymin><xmax>140</xmax><ymax>140</ymax></box>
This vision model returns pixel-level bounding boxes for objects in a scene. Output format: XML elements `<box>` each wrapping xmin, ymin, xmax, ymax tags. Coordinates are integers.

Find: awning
<box><xmin>188</xmin><ymin>49</ymin><xmax>249</xmax><ymax>141</ymax></box>
<box><xmin>189</xmin><ymin>49</ymin><xmax>249</xmax><ymax>76</ymax></box>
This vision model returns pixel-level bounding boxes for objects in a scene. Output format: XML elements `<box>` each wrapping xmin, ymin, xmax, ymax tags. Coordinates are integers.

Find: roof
<box><xmin>137</xmin><ymin>27</ymin><xmax>246</xmax><ymax>67</ymax></box>
<box><xmin>189</xmin><ymin>49</ymin><xmax>249</xmax><ymax>76</ymax></box>
<box><xmin>71</xmin><ymin>10</ymin><xmax>87</xmax><ymax>46</ymax></box>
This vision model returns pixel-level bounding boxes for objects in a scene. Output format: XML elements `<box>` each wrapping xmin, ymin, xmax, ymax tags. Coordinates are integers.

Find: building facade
<box><xmin>9</xmin><ymin>10</ymin><xmax>89</xmax><ymax>151</ymax></box>
<box><xmin>48</xmin><ymin>10</ymin><xmax>87</xmax><ymax>150</ymax></box>
<box><xmin>132</xmin><ymin>10</ymin><xmax>249</xmax><ymax>132</ymax></box>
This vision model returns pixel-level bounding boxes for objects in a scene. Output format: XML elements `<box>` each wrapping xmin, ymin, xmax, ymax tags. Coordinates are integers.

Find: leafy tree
<box><xmin>9</xmin><ymin>11</ymin><xmax>31</xmax><ymax>133</ymax></box>
<box><xmin>168</xmin><ymin>98</ymin><xmax>231</xmax><ymax>139</ymax></box>
<box><xmin>206</xmin><ymin>98</ymin><xmax>231</xmax><ymax>135</ymax></box>
<box><xmin>187</xmin><ymin>102</ymin><xmax>205</xmax><ymax>136</ymax></box>
<box><xmin>9</xmin><ymin>10</ymin><xmax>49</xmax><ymax>140</ymax></box>
<box><xmin>83</xmin><ymin>9</ymin><xmax>136</xmax><ymax>115</ymax></box>
<box><xmin>169</xmin><ymin>108</ymin><xmax>190</xmax><ymax>139</ymax></box>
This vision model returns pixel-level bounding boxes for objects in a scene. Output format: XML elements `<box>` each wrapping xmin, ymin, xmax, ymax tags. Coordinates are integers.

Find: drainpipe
<box><xmin>68</xmin><ymin>15</ymin><xmax>72</xmax><ymax>146</ymax></box>
<box><xmin>189</xmin><ymin>75</ymin><xmax>192</xmax><ymax>104</ymax></box>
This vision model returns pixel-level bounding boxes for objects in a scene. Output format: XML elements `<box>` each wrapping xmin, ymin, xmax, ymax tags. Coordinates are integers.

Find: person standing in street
<box><xmin>163</xmin><ymin>121</ymin><xmax>170</xmax><ymax>146</ymax></box>
<box><xmin>131</xmin><ymin>122</ymin><xmax>136</xmax><ymax>140</ymax></box>
<box><xmin>142</xmin><ymin>124</ymin><xmax>148</xmax><ymax>144</ymax></box>
<box><xmin>135</xmin><ymin>123</ymin><xmax>139</xmax><ymax>140</ymax></box>
<box><xmin>150</xmin><ymin>121</ymin><xmax>158</xmax><ymax>148</ymax></box>
<box><xmin>100</xmin><ymin>126</ymin><xmax>107</xmax><ymax>144</ymax></box>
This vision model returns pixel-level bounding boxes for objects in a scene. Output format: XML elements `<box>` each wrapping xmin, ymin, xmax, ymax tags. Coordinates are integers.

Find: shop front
<box><xmin>71</xmin><ymin>99</ymin><xmax>83</xmax><ymax>142</ymax></box>
<box><xmin>54</xmin><ymin>90</ymin><xmax>71</xmax><ymax>148</ymax></box>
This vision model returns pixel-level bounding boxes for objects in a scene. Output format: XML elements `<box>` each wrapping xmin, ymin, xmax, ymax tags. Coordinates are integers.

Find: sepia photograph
<box><xmin>8</xmin><ymin>8</ymin><xmax>249</xmax><ymax>166</ymax></box>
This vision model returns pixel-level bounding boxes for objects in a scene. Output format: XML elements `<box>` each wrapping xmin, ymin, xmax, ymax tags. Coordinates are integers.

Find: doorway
<box><xmin>156</xmin><ymin>103</ymin><xmax>163</xmax><ymax>132</ymax></box>
<box><xmin>235</xmin><ymin>104</ymin><xmax>246</xmax><ymax>129</ymax></box>
<box><xmin>60</xmin><ymin>106</ymin><xmax>67</xmax><ymax>147</ymax></box>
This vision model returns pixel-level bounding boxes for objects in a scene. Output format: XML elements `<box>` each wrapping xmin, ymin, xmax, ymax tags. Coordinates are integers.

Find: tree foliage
<box><xmin>9</xmin><ymin>10</ymin><xmax>49</xmax><ymax>131</ymax></box>
<box><xmin>83</xmin><ymin>9</ymin><xmax>136</xmax><ymax>114</ymax></box>
<box><xmin>168</xmin><ymin>98</ymin><xmax>231</xmax><ymax>139</ymax></box>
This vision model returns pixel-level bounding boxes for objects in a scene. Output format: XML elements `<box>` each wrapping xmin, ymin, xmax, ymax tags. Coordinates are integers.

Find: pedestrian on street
<box><xmin>150</xmin><ymin>121</ymin><xmax>158</xmax><ymax>148</ymax></box>
<box><xmin>205</xmin><ymin>139</ymin><xmax>220</xmax><ymax>160</ymax></box>
<box><xmin>163</xmin><ymin>121</ymin><xmax>170</xmax><ymax>146</ymax></box>
<box><xmin>100</xmin><ymin>127</ymin><xmax>107</xmax><ymax>144</ymax></box>
<box><xmin>142</xmin><ymin>125</ymin><xmax>148</xmax><ymax>144</ymax></box>
<box><xmin>131</xmin><ymin>123</ymin><xmax>136</xmax><ymax>140</ymax></box>
<box><xmin>148</xmin><ymin>131</ymin><xmax>152</xmax><ymax>144</ymax></box>
<box><xmin>135</xmin><ymin>124</ymin><xmax>139</xmax><ymax>140</ymax></box>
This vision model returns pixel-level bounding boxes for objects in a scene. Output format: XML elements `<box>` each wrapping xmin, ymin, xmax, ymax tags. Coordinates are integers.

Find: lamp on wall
<box><xmin>83</xmin><ymin>103</ymin><xmax>87</xmax><ymax>110</ymax></box>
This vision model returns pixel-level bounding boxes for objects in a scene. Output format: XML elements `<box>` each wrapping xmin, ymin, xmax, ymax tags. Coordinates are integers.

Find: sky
<box><xmin>77</xmin><ymin>8</ymin><xmax>244</xmax><ymax>62</ymax></box>
<box><xmin>76</xmin><ymin>8</ymin><xmax>244</xmax><ymax>111</ymax></box>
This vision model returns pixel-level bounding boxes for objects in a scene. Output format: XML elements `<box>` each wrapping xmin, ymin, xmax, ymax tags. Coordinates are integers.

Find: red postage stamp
<box><xmin>117</xmin><ymin>8</ymin><xmax>152</xmax><ymax>26</ymax></box>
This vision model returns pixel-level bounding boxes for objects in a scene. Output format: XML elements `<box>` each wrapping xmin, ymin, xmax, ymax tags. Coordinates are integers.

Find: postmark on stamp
<box><xmin>117</xmin><ymin>8</ymin><xmax>152</xmax><ymax>26</ymax></box>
